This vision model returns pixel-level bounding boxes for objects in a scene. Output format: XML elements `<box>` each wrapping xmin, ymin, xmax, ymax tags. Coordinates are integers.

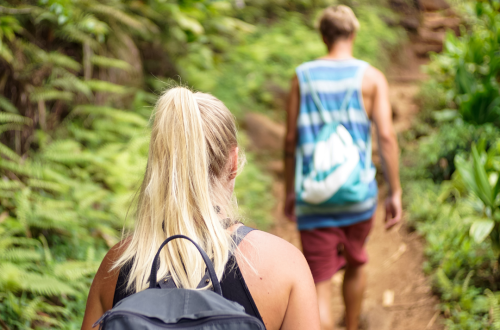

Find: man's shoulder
<box><xmin>362</xmin><ymin>65</ymin><xmax>388</xmax><ymax>94</ymax></box>
<box><xmin>363</xmin><ymin>65</ymin><xmax>387</xmax><ymax>84</ymax></box>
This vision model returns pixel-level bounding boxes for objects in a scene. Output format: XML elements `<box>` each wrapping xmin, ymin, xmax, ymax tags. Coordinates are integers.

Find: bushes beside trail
<box><xmin>404</xmin><ymin>1</ymin><xmax>500</xmax><ymax>328</ymax></box>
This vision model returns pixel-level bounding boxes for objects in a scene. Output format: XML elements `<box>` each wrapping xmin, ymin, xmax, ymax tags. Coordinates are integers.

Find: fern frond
<box><xmin>38</xmin><ymin>301</ymin><xmax>69</xmax><ymax>316</ymax></box>
<box><xmin>0</xmin><ymin>248</ymin><xmax>41</xmax><ymax>262</ymax></box>
<box><xmin>0</xmin><ymin>158</ymin><xmax>39</xmax><ymax>176</ymax></box>
<box><xmin>14</xmin><ymin>189</ymin><xmax>31</xmax><ymax>238</ymax></box>
<box><xmin>75</xmin><ymin>189</ymin><xmax>110</xmax><ymax>211</ymax></box>
<box><xmin>0</xmin><ymin>41</ymin><xmax>14</xmax><ymax>63</ymax></box>
<box><xmin>67</xmin><ymin>124</ymin><xmax>102</xmax><ymax>144</ymax></box>
<box><xmin>0</xmin><ymin>237</ymin><xmax>41</xmax><ymax>249</ymax></box>
<box><xmin>0</xmin><ymin>123</ymin><xmax>26</xmax><ymax>134</ymax></box>
<box><xmin>28</xmin><ymin>178</ymin><xmax>69</xmax><ymax>193</ymax></box>
<box><xmin>20</xmin><ymin>273</ymin><xmax>76</xmax><ymax>296</ymax></box>
<box><xmin>34</xmin><ymin>10</ymin><xmax>57</xmax><ymax>25</ymax></box>
<box><xmin>73</xmin><ymin>105</ymin><xmax>148</xmax><ymax>126</ymax></box>
<box><xmin>0</xmin><ymin>179</ymin><xmax>24</xmax><ymax>190</ymax></box>
<box><xmin>84</xmin><ymin>80</ymin><xmax>130</xmax><ymax>94</ymax></box>
<box><xmin>50</xmin><ymin>76</ymin><xmax>92</xmax><ymax>99</ymax></box>
<box><xmin>40</xmin><ymin>139</ymin><xmax>93</xmax><ymax>165</ymax></box>
<box><xmin>485</xmin><ymin>289</ymin><xmax>500</xmax><ymax>330</ymax></box>
<box><xmin>30</xmin><ymin>88</ymin><xmax>73</xmax><ymax>102</ymax></box>
<box><xmin>462</xmin><ymin>270</ymin><xmax>474</xmax><ymax>294</ymax></box>
<box><xmin>0</xmin><ymin>112</ymin><xmax>32</xmax><ymax>125</ymax></box>
<box><xmin>0</xmin><ymin>190</ymin><xmax>15</xmax><ymax>198</ymax></box>
<box><xmin>90</xmin><ymin>55</ymin><xmax>132</xmax><ymax>71</ymax></box>
<box><xmin>89</xmin><ymin>4</ymin><xmax>146</xmax><ymax>32</ymax></box>
<box><xmin>53</xmin><ymin>260</ymin><xmax>99</xmax><ymax>280</ymax></box>
<box><xmin>57</xmin><ymin>24</ymin><xmax>99</xmax><ymax>49</ymax></box>
<box><xmin>0</xmin><ymin>142</ymin><xmax>21</xmax><ymax>162</ymax></box>
<box><xmin>30</xmin><ymin>196</ymin><xmax>73</xmax><ymax>210</ymax></box>
<box><xmin>0</xmin><ymin>95</ymin><xmax>18</xmax><ymax>113</ymax></box>
<box><xmin>435</xmin><ymin>268</ymin><xmax>453</xmax><ymax>296</ymax></box>
<box><xmin>46</xmin><ymin>51</ymin><xmax>81</xmax><ymax>71</ymax></box>
<box><xmin>41</xmin><ymin>150</ymin><xmax>93</xmax><ymax>165</ymax></box>
<box><xmin>15</xmin><ymin>38</ymin><xmax>47</xmax><ymax>61</ymax></box>
<box><xmin>30</xmin><ymin>208</ymin><xmax>78</xmax><ymax>230</ymax></box>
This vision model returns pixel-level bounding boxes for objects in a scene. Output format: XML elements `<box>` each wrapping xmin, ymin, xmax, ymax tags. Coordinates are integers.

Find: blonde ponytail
<box><xmin>113</xmin><ymin>87</ymin><xmax>239</xmax><ymax>292</ymax></box>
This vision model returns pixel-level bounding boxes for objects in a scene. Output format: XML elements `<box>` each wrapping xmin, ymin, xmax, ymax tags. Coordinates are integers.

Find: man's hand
<box><xmin>284</xmin><ymin>192</ymin><xmax>296</xmax><ymax>222</ymax></box>
<box><xmin>385</xmin><ymin>191</ymin><xmax>402</xmax><ymax>230</ymax></box>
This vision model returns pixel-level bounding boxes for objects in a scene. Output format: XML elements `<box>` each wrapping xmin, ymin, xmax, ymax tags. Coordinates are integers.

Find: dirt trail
<box><xmin>265</xmin><ymin>8</ymin><xmax>462</xmax><ymax>327</ymax></box>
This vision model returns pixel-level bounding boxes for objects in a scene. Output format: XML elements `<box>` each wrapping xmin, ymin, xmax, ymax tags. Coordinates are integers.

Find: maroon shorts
<box><xmin>300</xmin><ymin>215</ymin><xmax>374</xmax><ymax>283</ymax></box>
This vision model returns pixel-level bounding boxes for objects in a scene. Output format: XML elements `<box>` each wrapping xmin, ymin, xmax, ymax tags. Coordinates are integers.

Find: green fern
<box><xmin>57</xmin><ymin>24</ymin><xmax>99</xmax><ymax>49</ymax></box>
<box><xmin>0</xmin><ymin>249</ymin><xmax>41</xmax><ymax>262</ymax></box>
<box><xmin>29</xmin><ymin>89</ymin><xmax>74</xmax><ymax>102</ymax></box>
<box><xmin>91</xmin><ymin>55</ymin><xmax>132</xmax><ymax>71</ymax></box>
<box><xmin>74</xmin><ymin>105</ymin><xmax>148</xmax><ymax>126</ymax></box>
<box><xmin>0</xmin><ymin>95</ymin><xmax>18</xmax><ymax>113</ymax></box>
<box><xmin>0</xmin><ymin>142</ymin><xmax>22</xmax><ymax>162</ymax></box>
<box><xmin>0</xmin><ymin>112</ymin><xmax>31</xmax><ymax>125</ymax></box>
<box><xmin>485</xmin><ymin>289</ymin><xmax>500</xmax><ymax>330</ymax></box>
<box><xmin>89</xmin><ymin>4</ymin><xmax>147</xmax><ymax>32</ymax></box>
<box><xmin>46</xmin><ymin>51</ymin><xmax>82</xmax><ymax>71</ymax></box>
<box><xmin>49</xmin><ymin>71</ymin><xmax>93</xmax><ymax>99</ymax></box>
<box><xmin>84</xmin><ymin>80</ymin><xmax>130</xmax><ymax>94</ymax></box>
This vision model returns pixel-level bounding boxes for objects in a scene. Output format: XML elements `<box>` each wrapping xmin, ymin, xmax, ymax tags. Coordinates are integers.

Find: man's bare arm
<box><xmin>283</xmin><ymin>76</ymin><xmax>300</xmax><ymax>221</ymax></box>
<box><xmin>370</xmin><ymin>68</ymin><xmax>402</xmax><ymax>229</ymax></box>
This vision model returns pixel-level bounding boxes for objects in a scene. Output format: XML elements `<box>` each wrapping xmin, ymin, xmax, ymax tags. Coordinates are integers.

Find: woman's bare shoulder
<box><xmin>238</xmin><ymin>229</ymin><xmax>310</xmax><ymax>282</ymax></box>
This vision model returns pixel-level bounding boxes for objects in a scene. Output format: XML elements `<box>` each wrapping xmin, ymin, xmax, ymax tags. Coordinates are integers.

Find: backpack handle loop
<box><xmin>149</xmin><ymin>235</ymin><xmax>223</xmax><ymax>296</ymax></box>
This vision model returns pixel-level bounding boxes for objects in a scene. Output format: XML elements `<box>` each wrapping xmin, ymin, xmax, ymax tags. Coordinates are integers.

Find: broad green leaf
<box><xmin>470</xmin><ymin>218</ymin><xmax>495</xmax><ymax>243</ymax></box>
<box><xmin>456</xmin><ymin>156</ymin><xmax>479</xmax><ymax>195</ymax></box>
<box><xmin>472</xmin><ymin>145</ymin><xmax>494</xmax><ymax>208</ymax></box>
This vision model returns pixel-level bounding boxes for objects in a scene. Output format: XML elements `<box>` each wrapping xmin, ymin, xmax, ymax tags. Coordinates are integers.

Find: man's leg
<box><xmin>316</xmin><ymin>279</ymin><xmax>334</xmax><ymax>330</ymax></box>
<box><xmin>341</xmin><ymin>215</ymin><xmax>374</xmax><ymax>330</ymax></box>
<box><xmin>342</xmin><ymin>264</ymin><xmax>366</xmax><ymax>330</ymax></box>
<box><xmin>300</xmin><ymin>227</ymin><xmax>345</xmax><ymax>330</ymax></box>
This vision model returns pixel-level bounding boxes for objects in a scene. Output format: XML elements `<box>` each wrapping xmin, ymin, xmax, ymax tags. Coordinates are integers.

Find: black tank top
<box><xmin>112</xmin><ymin>226</ymin><xmax>264</xmax><ymax>325</ymax></box>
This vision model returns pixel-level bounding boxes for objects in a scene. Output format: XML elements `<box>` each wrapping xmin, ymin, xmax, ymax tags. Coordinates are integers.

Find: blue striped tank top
<box><xmin>295</xmin><ymin>59</ymin><xmax>377</xmax><ymax>230</ymax></box>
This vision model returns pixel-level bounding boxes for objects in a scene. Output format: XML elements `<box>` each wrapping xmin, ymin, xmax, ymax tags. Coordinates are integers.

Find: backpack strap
<box><xmin>158</xmin><ymin>226</ymin><xmax>255</xmax><ymax>291</ymax></box>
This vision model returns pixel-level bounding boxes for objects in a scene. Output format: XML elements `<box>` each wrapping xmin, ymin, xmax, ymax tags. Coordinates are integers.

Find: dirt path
<box><xmin>267</xmin><ymin>29</ymin><xmax>453</xmax><ymax>329</ymax></box>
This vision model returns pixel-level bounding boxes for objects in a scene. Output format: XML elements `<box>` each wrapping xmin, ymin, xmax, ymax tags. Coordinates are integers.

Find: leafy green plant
<box><xmin>455</xmin><ymin>143</ymin><xmax>500</xmax><ymax>253</ymax></box>
<box><xmin>425</xmin><ymin>0</ymin><xmax>500</xmax><ymax>127</ymax></box>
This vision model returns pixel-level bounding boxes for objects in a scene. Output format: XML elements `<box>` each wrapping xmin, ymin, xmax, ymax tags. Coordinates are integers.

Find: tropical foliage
<box><xmin>404</xmin><ymin>1</ymin><xmax>500</xmax><ymax>328</ymax></box>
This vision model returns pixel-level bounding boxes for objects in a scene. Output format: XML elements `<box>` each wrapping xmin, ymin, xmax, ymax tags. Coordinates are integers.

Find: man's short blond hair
<box><xmin>319</xmin><ymin>5</ymin><xmax>360</xmax><ymax>47</ymax></box>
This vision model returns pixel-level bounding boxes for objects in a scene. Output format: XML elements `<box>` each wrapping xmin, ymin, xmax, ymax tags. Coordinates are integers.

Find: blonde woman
<box><xmin>81</xmin><ymin>87</ymin><xmax>320</xmax><ymax>330</ymax></box>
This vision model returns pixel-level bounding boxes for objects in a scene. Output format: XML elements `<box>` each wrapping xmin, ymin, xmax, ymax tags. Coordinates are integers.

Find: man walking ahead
<box><xmin>284</xmin><ymin>5</ymin><xmax>402</xmax><ymax>330</ymax></box>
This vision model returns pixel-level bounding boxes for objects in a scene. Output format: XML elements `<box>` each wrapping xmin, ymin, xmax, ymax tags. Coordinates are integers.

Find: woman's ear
<box><xmin>229</xmin><ymin>147</ymin><xmax>239</xmax><ymax>180</ymax></box>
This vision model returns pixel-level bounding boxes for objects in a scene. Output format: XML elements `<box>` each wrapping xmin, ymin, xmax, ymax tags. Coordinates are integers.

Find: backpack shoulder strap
<box><xmin>158</xmin><ymin>225</ymin><xmax>256</xmax><ymax>290</ymax></box>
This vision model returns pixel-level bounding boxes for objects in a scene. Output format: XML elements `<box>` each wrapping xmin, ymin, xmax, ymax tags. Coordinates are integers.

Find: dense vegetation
<box><xmin>403</xmin><ymin>1</ymin><xmax>500</xmax><ymax>328</ymax></box>
<box><xmin>0</xmin><ymin>0</ymin><xmax>403</xmax><ymax>328</ymax></box>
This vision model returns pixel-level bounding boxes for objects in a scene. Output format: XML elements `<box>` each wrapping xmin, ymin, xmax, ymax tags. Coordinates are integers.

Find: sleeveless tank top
<box><xmin>295</xmin><ymin>59</ymin><xmax>378</xmax><ymax>230</ymax></box>
<box><xmin>112</xmin><ymin>226</ymin><xmax>264</xmax><ymax>325</ymax></box>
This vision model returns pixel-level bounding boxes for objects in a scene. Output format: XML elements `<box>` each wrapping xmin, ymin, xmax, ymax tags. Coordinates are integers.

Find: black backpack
<box><xmin>93</xmin><ymin>234</ymin><xmax>266</xmax><ymax>330</ymax></box>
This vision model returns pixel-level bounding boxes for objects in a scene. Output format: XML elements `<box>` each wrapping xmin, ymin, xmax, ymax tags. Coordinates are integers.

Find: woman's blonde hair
<box><xmin>113</xmin><ymin>87</ymin><xmax>240</xmax><ymax>293</ymax></box>
<box><xmin>318</xmin><ymin>5</ymin><xmax>360</xmax><ymax>47</ymax></box>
